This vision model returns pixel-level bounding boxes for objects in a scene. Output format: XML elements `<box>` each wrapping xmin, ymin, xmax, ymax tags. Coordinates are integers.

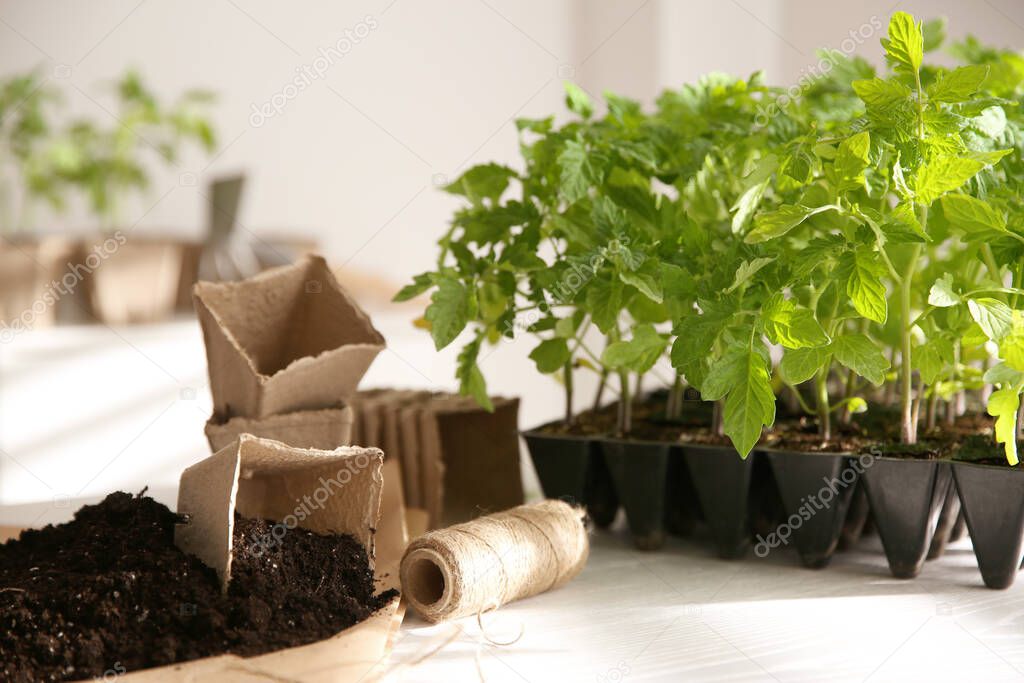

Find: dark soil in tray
<box><xmin>865</xmin><ymin>440</ymin><xmax>951</xmax><ymax>460</ymax></box>
<box><xmin>538</xmin><ymin>393</ymin><xmax>712</xmax><ymax>441</ymax></box>
<box><xmin>953</xmin><ymin>434</ymin><xmax>1024</xmax><ymax>468</ymax></box>
<box><xmin>0</xmin><ymin>491</ymin><xmax>397</xmax><ymax>682</ymax></box>
<box><xmin>761</xmin><ymin>418</ymin><xmax>872</xmax><ymax>453</ymax></box>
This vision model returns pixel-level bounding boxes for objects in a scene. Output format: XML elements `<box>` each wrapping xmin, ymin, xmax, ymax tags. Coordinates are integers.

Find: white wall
<box><xmin>4</xmin><ymin>0</ymin><xmax>1019</xmax><ymax>287</ymax></box>
<box><xmin>1</xmin><ymin>0</ymin><xmax>1021</xmax><ymax>430</ymax></box>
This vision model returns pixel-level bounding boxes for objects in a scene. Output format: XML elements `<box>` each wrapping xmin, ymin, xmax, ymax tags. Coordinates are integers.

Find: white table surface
<box><xmin>3</xmin><ymin>318</ymin><xmax>1024</xmax><ymax>682</ymax></box>
<box><xmin>386</xmin><ymin>521</ymin><xmax>1024</xmax><ymax>683</ymax></box>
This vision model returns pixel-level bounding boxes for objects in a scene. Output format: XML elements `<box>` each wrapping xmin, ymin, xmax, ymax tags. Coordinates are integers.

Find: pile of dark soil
<box><xmin>0</xmin><ymin>491</ymin><xmax>397</xmax><ymax>682</ymax></box>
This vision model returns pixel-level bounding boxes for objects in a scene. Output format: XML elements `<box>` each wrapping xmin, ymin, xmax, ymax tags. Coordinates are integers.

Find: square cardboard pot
<box><xmin>953</xmin><ymin>460</ymin><xmax>1024</xmax><ymax>589</ymax></box>
<box><xmin>683</xmin><ymin>443</ymin><xmax>755</xmax><ymax>559</ymax></box>
<box><xmin>521</xmin><ymin>424</ymin><xmax>619</xmax><ymax>529</ymax></box>
<box><xmin>0</xmin><ymin>235</ymin><xmax>69</xmax><ymax>330</ymax></box>
<box><xmin>204</xmin><ymin>406</ymin><xmax>354</xmax><ymax>452</ymax></box>
<box><xmin>600</xmin><ymin>438</ymin><xmax>671</xmax><ymax>550</ymax></box>
<box><xmin>90</xmin><ymin>236</ymin><xmax>196</xmax><ymax>324</ymax></box>
<box><xmin>860</xmin><ymin>458</ymin><xmax>952</xmax><ymax>579</ymax></box>
<box><xmin>429</xmin><ymin>396</ymin><xmax>523</xmax><ymax>527</ymax></box>
<box><xmin>762</xmin><ymin>449</ymin><xmax>861</xmax><ymax>569</ymax></box>
<box><xmin>195</xmin><ymin>255</ymin><xmax>385</xmax><ymax>418</ymax></box>
<box><xmin>176</xmin><ymin>434</ymin><xmax>385</xmax><ymax>585</ymax></box>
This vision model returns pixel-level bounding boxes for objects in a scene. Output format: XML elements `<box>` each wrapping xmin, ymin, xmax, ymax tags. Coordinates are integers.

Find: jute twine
<box><xmin>399</xmin><ymin>500</ymin><xmax>589</xmax><ymax>622</ymax></box>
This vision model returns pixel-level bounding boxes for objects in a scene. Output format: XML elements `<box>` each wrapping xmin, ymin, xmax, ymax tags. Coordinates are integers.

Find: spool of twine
<box><xmin>400</xmin><ymin>500</ymin><xmax>589</xmax><ymax>622</ymax></box>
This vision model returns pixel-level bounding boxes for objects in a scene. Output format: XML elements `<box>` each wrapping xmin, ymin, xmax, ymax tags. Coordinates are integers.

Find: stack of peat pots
<box><xmin>348</xmin><ymin>390</ymin><xmax>524</xmax><ymax>529</ymax></box>
<box><xmin>196</xmin><ymin>254</ymin><xmax>385</xmax><ymax>453</ymax></box>
<box><xmin>524</xmin><ymin>397</ymin><xmax>1024</xmax><ymax>590</ymax></box>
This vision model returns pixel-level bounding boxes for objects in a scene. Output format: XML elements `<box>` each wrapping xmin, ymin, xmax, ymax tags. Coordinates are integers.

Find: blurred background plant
<box><xmin>0</xmin><ymin>69</ymin><xmax>62</xmax><ymax>233</ymax></box>
<box><xmin>0</xmin><ymin>68</ymin><xmax>217</xmax><ymax>234</ymax></box>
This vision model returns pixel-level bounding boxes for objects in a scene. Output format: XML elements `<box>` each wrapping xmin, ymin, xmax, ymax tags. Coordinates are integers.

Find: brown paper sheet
<box><xmin>61</xmin><ymin>435</ymin><xmax>411</xmax><ymax>682</ymax></box>
<box><xmin>13</xmin><ymin>493</ymin><xmax>410</xmax><ymax>683</ymax></box>
<box><xmin>195</xmin><ymin>255</ymin><xmax>385</xmax><ymax>418</ymax></box>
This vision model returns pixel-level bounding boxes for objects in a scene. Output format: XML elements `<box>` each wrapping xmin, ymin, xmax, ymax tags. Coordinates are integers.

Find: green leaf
<box><xmin>922</xmin><ymin>17</ymin><xmax>946</xmax><ymax>52</ymax></box>
<box><xmin>852</xmin><ymin>78</ymin><xmax>912</xmax><ymax>110</ymax></box>
<box><xmin>726</xmin><ymin>257</ymin><xmax>774</xmax><ymax>294</ymax></box>
<box><xmin>722</xmin><ymin>350</ymin><xmax>776</xmax><ymax>458</ymax></box>
<box><xmin>988</xmin><ymin>388</ymin><xmax>1021</xmax><ymax>466</ymax></box>
<box><xmin>915</xmin><ymin>337</ymin><xmax>954</xmax><ymax>385</ymax></box>
<box><xmin>601</xmin><ymin>325</ymin><xmax>667</xmax><ymax>373</ymax></box>
<box><xmin>882</xmin><ymin>12</ymin><xmax>924</xmax><ymax>75</ymax></box>
<box><xmin>847</xmin><ymin>396</ymin><xmax>868</xmax><ymax>414</ymax></box>
<box><xmin>393</xmin><ymin>272</ymin><xmax>433</xmax><ymax>302</ymax></box>
<box><xmin>558</xmin><ymin>139</ymin><xmax>600</xmax><ymax>203</ymax></box>
<box><xmin>587</xmin><ymin>277</ymin><xmax>622</xmax><ymax>334</ymax></box>
<box><xmin>731</xmin><ymin>179</ymin><xmax>769</xmax><ymax>233</ymax></box>
<box><xmin>425</xmin><ymin>277</ymin><xmax>470</xmax><ymax>349</ymax></box>
<box><xmin>835</xmin><ymin>131</ymin><xmax>871</xmax><ymax>191</ymax></box>
<box><xmin>661</xmin><ymin>262</ymin><xmax>695</xmax><ymax>302</ymax></box>
<box><xmin>457</xmin><ymin>339</ymin><xmax>493</xmax><ymax>411</ymax></box>
<box><xmin>832</xmin><ymin>334</ymin><xmax>889</xmax><ymax>386</ymax></box>
<box><xmin>986</xmin><ymin>362</ymin><xmax>1024</xmax><ymax>386</ymax></box>
<box><xmin>745</xmin><ymin>204</ymin><xmax>836</xmax><ymax>243</ymax></box>
<box><xmin>701</xmin><ymin>348</ymin><xmax>746</xmax><ymax>402</ymax></box>
<box><xmin>554</xmin><ymin>315</ymin><xmax>580</xmax><ymax>339</ymax></box>
<box><xmin>928</xmin><ymin>65</ymin><xmax>989</xmax><ymax>103</ymax></box>
<box><xmin>882</xmin><ymin>202</ymin><xmax>929</xmax><ymax>243</ymax></box>
<box><xmin>444</xmin><ymin>163</ymin><xmax>516</xmax><ymax>205</ymax></box>
<box><xmin>1000</xmin><ymin>323</ymin><xmax>1024</xmax><ymax>372</ymax></box>
<box><xmin>968</xmin><ymin>297</ymin><xmax>1013</xmax><ymax>341</ymax></box>
<box><xmin>913</xmin><ymin>157</ymin><xmax>986</xmax><ymax>205</ymax></box>
<box><xmin>970</xmin><ymin>106</ymin><xmax>1007</xmax><ymax>138</ymax></box>
<box><xmin>529</xmin><ymin>338</ymin><xmax>570</xmax><ymax>374</ymax></box>
<box><xmin>478</xmin><ymin>280</ymin><xmax>507</xmax><ymax>323</ymax></box>
<box><xmin>845</xmin><ymin>250</ymin><xmax>888</xmax><ymax>324</ymax></box>
<box><xmin>619</xmin><ymin>263</ymin><xmax>664</xmax><ymax>304</ymax></box>
<box><xmin>928</xmin><ymin>273</ymin><xmax>960</xmax><ymax>307</ymax></box>
<box><xmin>779</xmin><ymin>346</ymin><xmax>831</xmax><ymax>385</ymax></box>
<box><xmin>939</xmin><ymin>194</ymin><xmax>1007</xmax><ymax>237</ymax></box>
<box><xmin>762</xmin><ymin>295</ymin><xmax>829</xmax><ymax>349</ymax></box>
<box><xmin>564</xmin><ymin>82</ymin><xmax>593</xmax><ymax>119</ymax></box>
<box><xmin>670</xmin><ymin>310</ymin><xmax>727</xmax><ymax>372</ymax></box>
